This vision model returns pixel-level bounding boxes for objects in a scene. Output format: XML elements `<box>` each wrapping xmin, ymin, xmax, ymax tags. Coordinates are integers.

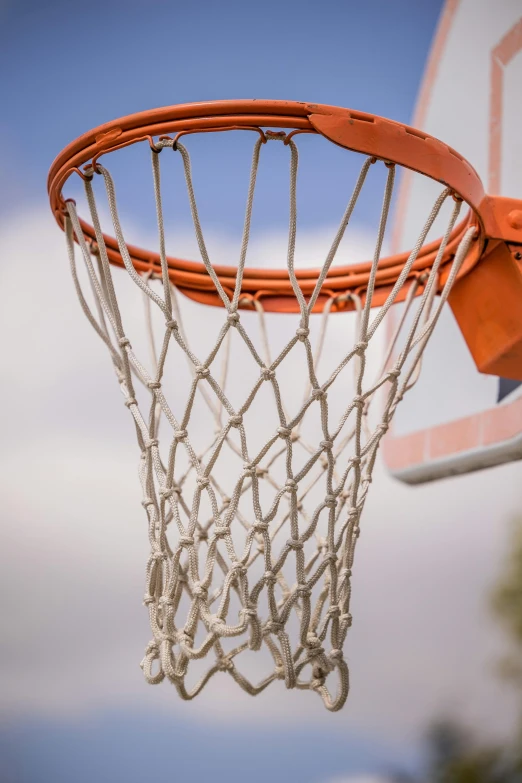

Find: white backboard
<box><xmin>383</xmin><ymin>0</ymin><xmax>522</xmax><ymax>483</ymax></box>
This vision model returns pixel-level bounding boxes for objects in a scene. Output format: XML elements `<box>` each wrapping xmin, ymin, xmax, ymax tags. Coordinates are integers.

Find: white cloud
<box><xmin>0</xmin><ymin>207</ymin><xmax>520</xmax><ymax>748</ymax></box>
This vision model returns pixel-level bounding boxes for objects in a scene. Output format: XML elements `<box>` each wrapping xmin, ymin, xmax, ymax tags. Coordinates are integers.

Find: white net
<box><xmin>63</xmin><ymin>133</ymin><xmax>475</xmax><ymax>711</ymax></box>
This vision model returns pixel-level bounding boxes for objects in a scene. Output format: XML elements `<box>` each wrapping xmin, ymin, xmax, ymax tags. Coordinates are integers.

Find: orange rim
<box><xmin>48</xmin><ymin>99</ymin><xmax>487</xmax><ymax>313</ymax></box>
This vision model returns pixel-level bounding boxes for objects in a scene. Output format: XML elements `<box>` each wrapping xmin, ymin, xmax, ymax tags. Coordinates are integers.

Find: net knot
<box><xmin>196</xmin><ymin>476</ymin><xmax>209</xmax><ymax>489</ymax></box>
<box><xmin>378</xmin><ymin>422</ymin><xmax>389</xmax><ymax>435</ymax></box>
<box><xmin>320</xmin><ymin>439</ymin><xmax>334</xmax><ymax>451</ymax></box>
<box><xmin>142</xmin><ymin>497</ymin><xmax>155</xmax><ymax>509</ymax></box>
<box><xmin>311</xmin><ymin>387</ymin><xmax>327</xmax><ymax>400</ymax></box>
<box><xmin>277</xmin><ymin>426</ymin><xmax>291</xmax><ymax>439</ymax></box>
<box><xmin>216</xmin><ymin>656</ymin><xmax>234</xmax><ymax>672</ymax></box>
<box><xmin>151</xmin><ymin>550</ymin><xmax>166</xmax><ymax>562</ymax></box>
<box><xmin>387</xmin><ymin>368</ymin><xmax>401</xmax><ymax>380</ymax></box>
<box><xmin>297</xmin><ymin>583</ymin><xmax>311</xmax><ymax>597</ymax></box>
<box><xmin>124</xmin><ymin>396</ymin><xmax>137</xmax><ymax>408</ymax></box>
<box><xmin>324</xmin><ymin>494</ymin><xmax>337</xmax><ymax>508</ymax></box>
<box><xmin>284</xmin><ymin>478</ymin><xmax>297</xmax><ymax>493</ymax></box>
<box><xmin>147</xmin><ymin>380</ymin><xmax>161</xmax><ymax>390</ymax></box>
<box><xmin>145</xmin><ymin>438</ymin><xmax>159</xmax><ymax>449</ymax></box>
<box><xmin>243</xmin><ymin>463</ymin><xmax>256</xmax><ymax>477</ymax></box>
<box><xmin>260</xmin><ymin>366</ymin><xmax>275</xmax><ymax>381</ymax></box>
<box><xmin>229</xmin><ymin>414</ymin><xmax>243</xmax><ymax>427</ymax></box>
<box><xmin>178</xmin><ymin>630</ymin><xmax>194</xmax><ymax>647</ymax></box>
<box><xmin>340</xmin><ymin>612</ymin><xmax>353</xmax><ymax>628</ymax></box>
<box><xmin>178</xmin><ymin>536</ymin><xmax>194</xmax><ymax>548</ymax></box>
<box><xmin>350</xmin><ymin>455</ymin><xmax>362</xmax><ymax>466</ymax></box>
<box><xmin>354</xmin><ymin>340</ymin><xmax>368</xmax><ymax>354</ymax></box>
<box><xmin>229</xmin><ymin>561</ymin><xmax>247</xmax><ymax>577</ymax></box>
<box><xmin>174</xmin><ymin>429</ymin><xmax>187</xmax><ymax>441</ymax></box>
<box><xmin>213</xmin><ymin>525</ymin><xmax>229</xmax><ymax>539</ymax></box>
<box><xmin>209</xmin><ymin>616</ymin><xmax>226</xmax><ymax>634</ymax></box>
<box><xmin>306</xmin><ymin>633</ymin><xmax>323</xmax><ymax>651</ymax></box>
<box><xmin>192</xmin><ymin>583</ymin><xmax>208</xmax><ymax>599</ymax></box>
<box><xmin>254</xmin><ymin>520</ymin><xmax>269</xmax><ymax>533</ymax></box>
<box><xmin>329</xmin><ymin>648</ymin><xmax>343</xmax><ymax>661</ymax></box>
<box><xmin>265</xmin><ymin>619</ymin><xmax>283</xmax><ymax>634</ymax></box>
<box><xmin>143</xmin><ymin>593</ymin><xmax>155</xmax><ymax>606</ymax></box>
<box><xmin>339</xmin><ymin>568</ymin><xmax>352</xmax><ymax>581</ymax></box>
<box><xmin>144</xmin><ymin>640</ymin><xmax>159</xmax><ymax>655</ymax></box>
<box><xmin>287</xmin><ymin>537</ymin><xmax>303</xmax><ymax>550</ymax></box>
<box><xmin>296</xmin><ymin>327</ymin><xmax>310</xmax><ymax>341</ymax></box>
<box><xmin>227</xmin><ymin>311</ymin><xmax>240</xmax><ymax>325</ymax></box>
<box><xmin>352</xmin><ymin>525</ymin><xmax>361</xmax><ymax>538</ymax></box>
<box><xmin>119</xmin><ymin>336</ymin><xmax>131</xmax><ymax>348</ymax></box>
<box><xmin>264</xmin><ymin>570</ymin><xmax>277</xmax><ymax>584</ymax></box>
<box><xmin>158</xmin><ymin>596</ymin><xmax>175</xmax><ymax>607</ymax></box>
<box><xmin>327</xmin><ymin>605</ymin><xmax>341</xmax><ymax>618</ymax></box>
<box><xmin>165</xmin><ymin>319</ymin><xmax>178</xmax><ymax>331</ymax></box>
<box><xmin>160</xmin><ymin>484</ymin><xmax>179</xmax><ymax>499</ymax></box>
<box><xmin>323</xmin><ymin>552</ymin><xmax>337</xmax><ymax>564</ymax></box>
<box><xmin>195</xmin><ymin>366</ymin><xmax>210</xmax><ymax>378</ymax></box>
<box><xmin>353</xmin><ymin>395</ymin><xmax>365</xmax><ymax>407</ymax></box>
<box><xmin>240</xmin><ymin>606</ymin><xmax>258</xmax><ymax>620</ymax></box>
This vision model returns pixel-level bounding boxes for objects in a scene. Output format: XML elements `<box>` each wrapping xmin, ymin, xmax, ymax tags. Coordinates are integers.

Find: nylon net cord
<box><xmin>64</xmin><ymin>134</ymin><xmax>476</xmax><ymax>711</ymax></box>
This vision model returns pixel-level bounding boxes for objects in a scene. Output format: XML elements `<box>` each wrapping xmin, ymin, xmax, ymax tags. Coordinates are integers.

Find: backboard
<box><xmin>383</xmin><ymin>0</ymin><xmax>522</xmax><ymax>484</ymax></box>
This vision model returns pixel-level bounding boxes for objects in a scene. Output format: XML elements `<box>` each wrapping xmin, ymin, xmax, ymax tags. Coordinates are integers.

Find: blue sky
<box><xmin>0</xmin><ymin>0</ymin><xmax>443</xmax><ymax>226</ymax></box>
<box><xmin>0</xmin><ymin>709</ymin><xmax>421</xmax><ymax>783</ymax></box>
<box><xmin>5</xmin><ymin>3</ymin><xmax>521</xmax><ymax>783</ymax></box>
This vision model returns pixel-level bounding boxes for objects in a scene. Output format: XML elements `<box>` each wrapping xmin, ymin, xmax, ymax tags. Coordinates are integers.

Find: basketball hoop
<box><xmin>48</xmin><ymin>100</ymin><xmax>522</xmax><ymax>710</ymax></box>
